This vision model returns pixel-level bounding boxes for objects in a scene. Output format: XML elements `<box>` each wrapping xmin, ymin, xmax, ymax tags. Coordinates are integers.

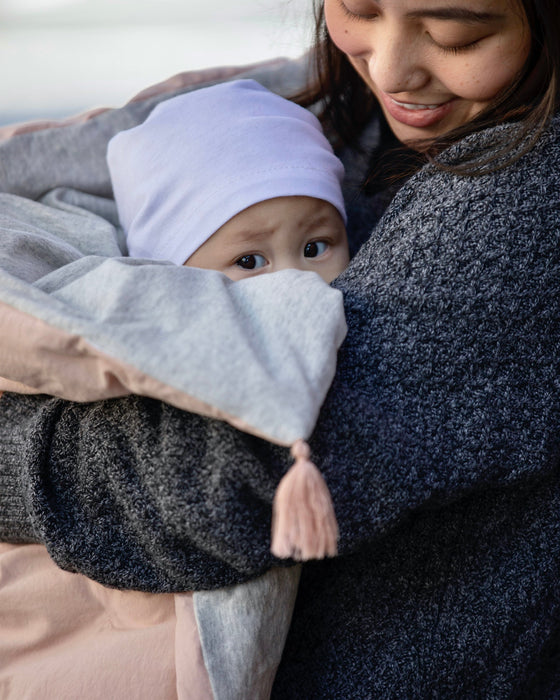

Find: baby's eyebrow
<box><xmin>229</xmin><ymin>228</ymin><xmax>273</xmax><ymax>245</ymax></box>
<box><xmin>221</xmin><ymin>228</ymin><xmax>275</xmax><ymax>253</ymax></box>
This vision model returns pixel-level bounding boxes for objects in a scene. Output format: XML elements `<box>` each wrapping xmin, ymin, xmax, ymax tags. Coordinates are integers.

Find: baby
<box><xmin>107</xmin><ymin>79</ymin><xmax>349</xmax><ymax>700</ymax></box>
<box><xmin>109</xmin><ymin>81</ymin><xmax>348</xmax><ymax>283</ymax></box>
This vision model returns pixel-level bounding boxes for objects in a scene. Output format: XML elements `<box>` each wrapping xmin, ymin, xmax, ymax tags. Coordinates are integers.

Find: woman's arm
<box><xmin>0</xmin><ymin>391</ymin><xmax>289</xmax><ymax>591</ymax></box>
<box><xmin>315</xmin><ymin>117</ymin><xmax>560</xmax><ymax>550</ymax></box>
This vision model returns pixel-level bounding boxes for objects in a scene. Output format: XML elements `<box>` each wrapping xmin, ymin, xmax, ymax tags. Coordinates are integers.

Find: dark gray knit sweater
<box><xmin>2</xmin><ymin>112</ymin><xmax>560</xmax><ymax>698</ymax></box>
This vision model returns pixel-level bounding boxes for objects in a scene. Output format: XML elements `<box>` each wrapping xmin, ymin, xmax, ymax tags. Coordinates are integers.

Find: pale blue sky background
<box><xmin>0</xmin><ymin>0</ymin><xmax>313</xmax><ymax>124</ymax></box>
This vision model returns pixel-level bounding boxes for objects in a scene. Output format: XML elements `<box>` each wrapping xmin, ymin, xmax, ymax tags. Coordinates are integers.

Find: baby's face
<box><xmin>185</xmin><ymin>196</ymin><xmax>349</xmax><ymax>283</ymax></box>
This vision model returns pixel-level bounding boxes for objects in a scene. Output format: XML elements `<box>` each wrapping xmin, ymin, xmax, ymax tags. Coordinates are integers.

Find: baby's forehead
<box><xmin>217</xmin><ymin>197</ymin><xmax>340</xmax><ymax>247</ymax></box>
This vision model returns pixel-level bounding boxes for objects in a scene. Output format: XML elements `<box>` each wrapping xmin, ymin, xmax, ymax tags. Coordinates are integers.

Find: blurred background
<box><xmin>0</xmin><ymin>0</ymin><xmax>314</xmax><ymax>125</ymax></box>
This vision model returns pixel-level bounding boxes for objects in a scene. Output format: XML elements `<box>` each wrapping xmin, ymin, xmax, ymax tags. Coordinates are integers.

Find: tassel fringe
<box><xmin>271</xmin><ymin>439</ymin><xmax>339</xmax><ymax>561</ymax></box>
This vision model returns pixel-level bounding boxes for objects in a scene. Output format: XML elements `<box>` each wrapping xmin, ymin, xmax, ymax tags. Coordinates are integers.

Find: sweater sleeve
<box><xmin>2</xmin><ymin>122</ymin><xmax>560</xmax><ymax>592</ymax></box>
<box><xmin>314</xmin><ymin>127</ymin><xmax>560</xmax><ymax>550</ymax></box>
<box><xmin>0</xmin><ymin>391</ymin><xmax>291</xmax><ymax>591</ymax></box>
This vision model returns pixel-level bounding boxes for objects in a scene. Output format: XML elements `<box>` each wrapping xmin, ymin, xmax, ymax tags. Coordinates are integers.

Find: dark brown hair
<box><xmin>296</xmin><ymin>0</ymin><xmax>559</xmax><ymax>175</ymax></box>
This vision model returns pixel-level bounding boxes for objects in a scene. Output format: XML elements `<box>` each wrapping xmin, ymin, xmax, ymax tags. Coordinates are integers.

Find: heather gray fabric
<box><xmin>1</xmin><ymin>57</ymin><xmax>560</xmax><ymax>696</ymax></box>
<box><xmin>195</xmin><ymin>566</ymin><xmax>301</xmax><ymax>700</ymax></box>
<box><xmin>0</xmin><ymin>191</ymin><xmax>346</xmax><ymax>445</ymax></box>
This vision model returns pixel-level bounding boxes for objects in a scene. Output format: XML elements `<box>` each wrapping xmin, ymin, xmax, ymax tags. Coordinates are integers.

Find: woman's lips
<box><xmin>379</xmin><ymin>91</ymin><xmax>455</xmax><ymax>128</ymax></box>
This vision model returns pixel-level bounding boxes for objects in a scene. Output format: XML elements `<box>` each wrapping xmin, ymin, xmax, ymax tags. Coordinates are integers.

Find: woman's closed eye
<box><xmin>428</xmin><ymin>30</ymin><xmax>489</xmax><ymax>55</ymax></box>
<box><xmin>338</xmin><ymin>0</ymin><xmax>378</xmax><ymax>21</ymax></box>
<box><xmin>304</xmin><ymin>240</ymin><xmax>330</xmax><ymax>258</ymax></box>
<box><xmin>235</xmin><ymin>253</ymin><xmax>268</xmax><ymax>270</ymax></box>
<box><xmin>434</xmin><ymin>38</ymin><xmax>482</xmax><ymax>55</ymax></box>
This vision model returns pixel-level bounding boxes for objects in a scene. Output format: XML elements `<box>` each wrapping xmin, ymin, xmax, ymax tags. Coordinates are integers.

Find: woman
<box><xmin>1</xmin><ymin>0</ymin><xmax>560</xmax><ymax>696</ymax></box>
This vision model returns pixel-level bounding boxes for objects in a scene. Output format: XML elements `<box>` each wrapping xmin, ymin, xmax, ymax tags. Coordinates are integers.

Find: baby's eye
<box><xmin>235</xmin><ymin>253</ymin><xmax>267</xmax><ymax>270</ymax></box>
<box><xmin>304</xmin><ymin>241</ymin><xmax>329</xmax><ymax>258</ymax></box>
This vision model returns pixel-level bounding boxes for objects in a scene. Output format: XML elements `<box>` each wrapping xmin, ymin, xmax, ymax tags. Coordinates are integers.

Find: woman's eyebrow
<box><xmin>405</xmin><ymin>7</ymin><xmax>503</xmax><ymax>23</ymax></box>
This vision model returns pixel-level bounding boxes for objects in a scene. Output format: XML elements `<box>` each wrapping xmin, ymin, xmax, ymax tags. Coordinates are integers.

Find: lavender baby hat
<box><xmin>107</xmin><ymin>79</ymin><xmax>346</xmax><ymax>264</ymax></box>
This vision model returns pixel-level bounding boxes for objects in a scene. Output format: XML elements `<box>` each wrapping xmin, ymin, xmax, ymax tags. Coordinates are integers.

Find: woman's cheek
<box><xmin>452</xmin><ymin>34</ymin><xmax>531</xmax><ymax>101</ymax></box>
<box><xmin>324</xmin><ymin>2</ymin><xmax>365</xmax><ymax>57</ymax></box>
<box><xmin>443</xmin><ymin>63</ymin><xmax>502</xmax><ymax>101</ymax></box>
<box><xmin>444</xmin><ymin>52</ymin><xmax>527</xmax><ymax>102</ymax></box>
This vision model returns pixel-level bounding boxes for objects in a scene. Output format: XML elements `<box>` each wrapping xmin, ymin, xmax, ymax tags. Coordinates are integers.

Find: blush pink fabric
<box><xmin>0</xmin><ymin>544</ymin><xmax>213</xmax><ymax>699</ymax></box>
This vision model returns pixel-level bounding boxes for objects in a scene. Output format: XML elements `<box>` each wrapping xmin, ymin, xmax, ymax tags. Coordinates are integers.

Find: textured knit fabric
<box><xmin>1</xmin><ymin>92</ymin><xmax>560</xmax><ymax>697</ymax></box>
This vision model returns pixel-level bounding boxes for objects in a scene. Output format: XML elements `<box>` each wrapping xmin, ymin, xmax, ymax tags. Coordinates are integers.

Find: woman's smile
<box><xmin>379</xmin><ymin>91</ymin><xmax>456</xmax><ymax>128</ymax></box>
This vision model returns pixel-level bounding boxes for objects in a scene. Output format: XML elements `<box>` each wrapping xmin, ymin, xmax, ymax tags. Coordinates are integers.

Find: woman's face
<box><xmin>324</xmin><ymin>0</ymin><xmax>531</xmax><ymax>143</ymax></box>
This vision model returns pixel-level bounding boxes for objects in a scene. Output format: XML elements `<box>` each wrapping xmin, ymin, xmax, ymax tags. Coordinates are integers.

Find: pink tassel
<box><xmin>271</xmin><ymin>439</ymin><xmax>338</xmax><ymax>561</ymax></box>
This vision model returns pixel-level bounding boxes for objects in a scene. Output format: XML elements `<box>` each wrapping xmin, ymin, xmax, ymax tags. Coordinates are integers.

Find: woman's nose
<box><xmin>362</xmin><ymin>25</ymin><xmax>429</xmax><ymax>94</ymax></box>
